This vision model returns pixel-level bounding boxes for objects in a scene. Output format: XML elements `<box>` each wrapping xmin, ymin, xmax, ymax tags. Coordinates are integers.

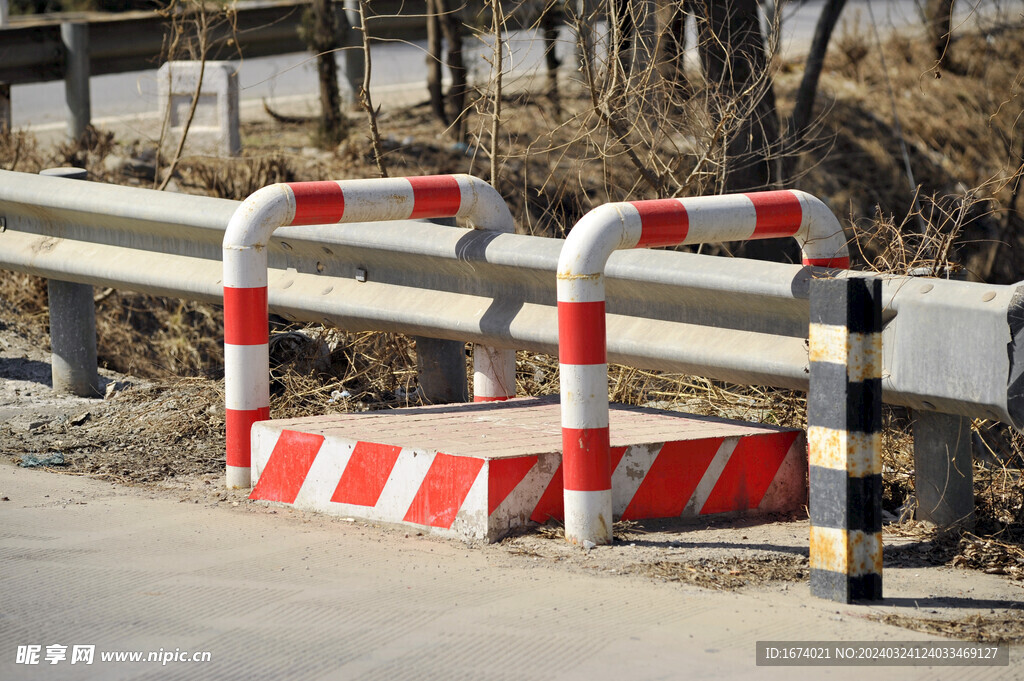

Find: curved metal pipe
<box><xmin>557</xmin><ymin>190</ymin><xmax>850</xmax><ymax>545</ymax></box>
<box><xmin>223</xmin><ymin>174</ymin><xmax>516</xmax><ymax>488</ymax></box>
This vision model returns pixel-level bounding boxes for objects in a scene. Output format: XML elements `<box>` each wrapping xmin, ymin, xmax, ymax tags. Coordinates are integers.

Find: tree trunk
<box><xmin>310</xmin><ymin>0</ymin><xmax>348</xmax><ymax>147</ymax></box>
<box><xmin>659</xmin><ymin>1</ymin><xmax>691</xmax><ymax>103</ymax></box>
<box><xmin>541</xmin><ymin>0</ymin><xmax>562</xmax><ymax>116</ymax></box>
<box><xmin>436</xmin><ymin>0</ymin><xmax>468</xmax><ymax>142</ymax></box>
<box><xmin>696</xmin><ymin>0</ymin><xmax>789</xmax><ymax>261</ymax></box>
<box><xmin>926</xmin><ymin>0</ymin><xmax>957</xmax><ymax>71</ymax></box>
<box><xmin>696</xmin><ymin>0</ymin><xmax>779</xmax><ymax>192</ymax></box>
<box><xmin>789</xmin><ymin>0</ymin><xmax>847</xmax><ymax>146</ymax></box>
<box><xmin>426</xmin><ymin>0</ymin><xmax>448</xmax><ymax>126</ymax></box>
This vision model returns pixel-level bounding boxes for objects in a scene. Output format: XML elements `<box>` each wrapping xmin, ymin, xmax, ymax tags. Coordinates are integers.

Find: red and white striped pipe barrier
<box><xmin>558</xmin><ymin>190</ymin><xmax>850</xmax><ymax>545</ymax></box>
<box><xmin>223</xmin><ymin>175</ymin><xmax>517</xmax><ymax>488</ymax></box>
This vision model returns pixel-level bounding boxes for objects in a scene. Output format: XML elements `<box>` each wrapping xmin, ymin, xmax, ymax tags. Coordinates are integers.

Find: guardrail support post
<box><xmin>40</xmin><ymin>168</ymin><xmax>102</xmax><ymax>398</ymax></box>
<box><xmin>912</xmin><ymin>411</ymin><xmax>975</xmax><ymax>530</ymax></box>
<box><xmin>61</xmin><ymin>22</ymin><xmax>91</xmax><ymax>141</ymax></box>
<box><xmin>808</xmin><ymin>276</ymin><xmax>883</xmax><ymax>603</ymax></box>
<box><xmin>414</xmin><ymin>336</ymin><xmax>468</xmax><ymax>403</ymax></box>
<box><xmin>41</xmin><ymin>167</ymin><xmax>101</xmax><ymax>398</ymax></box>
<box><xmin>48</xmin><ymin>279</ymin><xmax>102</xmax><ymax>397</ymax></box>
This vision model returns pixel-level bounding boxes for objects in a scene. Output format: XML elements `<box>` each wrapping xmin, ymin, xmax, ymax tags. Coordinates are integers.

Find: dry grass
<box><xmin>869</xmin><ymin>612</ymin><xmax>1024</xmax><ymax>644</ymax></box>
<box><xmin>880</xmin><ymin>410</ymin><xmax>917</xmax><ymax>519</ymax></box>
<box><xmin>269</xmin><ymin>328</ymin><xmax>422</xmax><ymax>418</ymax></box>
<box><xmin>177</xmin><ymin>155</ymin><xmax>297</xmax><ymax>201</ymax></box>
<box><xmin>1</xmin><ymin>378</ymin><xmax>227</xmax><ymax>483</ymax></box>
<box><xmin>0</xmin><ymin>273</ymin><xmax>225</xmax><ymax>378</ymax></box>
<box><xmin>627</xmin><ymin>555</ymin><xmax>809</xmax><ymax>590</ymax></box>
<box><xmin>952</xmin><ymin>532</ymin><xmax>1024</xmax><ymax>580</ymax></box>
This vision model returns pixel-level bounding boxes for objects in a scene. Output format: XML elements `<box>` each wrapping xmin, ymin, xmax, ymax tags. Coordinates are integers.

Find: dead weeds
<box><xmin>952</xmin><ymin>533</ymin><xmax>1024</xmax><ymax>581</ymax></box>
<box><xmin>627</xmin><ymin>554</ymin><xmax>809</xmax><ymax>590</ymax></box>
<box><xmin>869</xmin><ymin>612</ymin><xmax>1024</xmax><ymax>644</ymax></box>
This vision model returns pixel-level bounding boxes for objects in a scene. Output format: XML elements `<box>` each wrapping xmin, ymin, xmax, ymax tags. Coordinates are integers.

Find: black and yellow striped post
<box><xmin>808</xmin><ymin>277</ymin><xmax>883</xmax><ymax>603</ymax></box>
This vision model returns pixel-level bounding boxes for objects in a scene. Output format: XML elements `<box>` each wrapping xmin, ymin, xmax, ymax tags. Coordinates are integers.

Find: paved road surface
<box><xmin>1</xmin><ymin>461</ymin><xmax>1020</xmax><ymax>680</ymax></box>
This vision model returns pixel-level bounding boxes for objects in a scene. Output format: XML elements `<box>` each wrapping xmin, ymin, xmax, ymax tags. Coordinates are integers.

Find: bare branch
<box><xmin>356</xmin><ymin>0</ymin><xmax>388</xmax><ymax>178</ymax></box>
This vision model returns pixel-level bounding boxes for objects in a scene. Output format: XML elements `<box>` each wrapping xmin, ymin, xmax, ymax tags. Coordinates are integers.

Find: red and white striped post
<box><xmin>223</xmin><ymin>175</ymin><xmax>517</xmax><ymax>488</ymax></box>
<box><xmin>558</xmin><ymin>190</ymin><xmax>850</xmax><ymax>545</ymax></box>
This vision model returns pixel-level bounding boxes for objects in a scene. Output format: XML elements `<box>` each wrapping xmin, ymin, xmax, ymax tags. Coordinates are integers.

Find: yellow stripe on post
<box><xmin>807</xmin><ymin>427</ymin><xmax>882</xmax><ymax>477</ymax></box>
<box><xmin>809</xmin><ymin>526</ymin><xmax>883</xmax><ymax>577</ymax></box>
<box><xmin>846</xmin><ymin>332</ymin><xmax>882</xmax><ymax>384</ymax></box>
<box><xmin>809</xmin><ymin>323</ymin><xmax>881</xmax><ymax>382</ymax></box>
<box><xmin>808</xmin><ymin>323</ymin><xmax>847</xmax><ymax>365</ymax></box>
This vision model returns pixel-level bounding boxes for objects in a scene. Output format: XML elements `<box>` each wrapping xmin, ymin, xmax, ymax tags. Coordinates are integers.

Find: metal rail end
<box><xmin>1008</xmin><ymin>285</ymin><xmax>1024</xmax><ymax>431</ymax></box>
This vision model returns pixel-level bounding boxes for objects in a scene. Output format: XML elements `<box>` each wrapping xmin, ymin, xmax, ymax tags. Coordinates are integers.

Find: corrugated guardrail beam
<box><xmin>0</xmin><ymin>0</ymin><xmax>532</xmax><ymax>85</ymax></box>
<box><xmin>0</xmin><ymin>0</ymin><xmax>418</xmax><ymax>84</ymax></box>
<box><xmin>0</xmin><ymin>169</ymin><xmax>1021</xmax><ymax>430</ymax></box>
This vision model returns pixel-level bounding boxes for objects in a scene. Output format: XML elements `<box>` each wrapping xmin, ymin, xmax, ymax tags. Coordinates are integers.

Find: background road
<box><xmin>8</xmin><ymin>0</ymin><xmax>966</xmax><ymax>132</ymax></box>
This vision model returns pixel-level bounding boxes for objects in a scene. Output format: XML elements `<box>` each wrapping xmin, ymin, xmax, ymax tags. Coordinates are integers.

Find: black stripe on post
<box><xmin>808</xmin><ymin>277</ymin><xmax>883</xmax><ymax>603</ymax></box>
<box><xmin>807</xmin><ymin>362</ymin><xmax>882</xmax><ymax>434</ymax></box>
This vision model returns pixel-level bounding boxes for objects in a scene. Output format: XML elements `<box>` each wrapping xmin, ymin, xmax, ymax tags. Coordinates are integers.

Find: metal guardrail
<box><xmin>1</xmin><ymin>168</ymin><xmax>1021</xmax><ymax>432</ymax></box>
<box><xmin>0</xmin><ymin>0</ymin><xmax>554</xmax><ymax>86</ymax></box>
<box><xmin>0</xmin><ymin>0</ymin><xmax>564</xmax><ymax>138</ymax></box>
<box><xmin>0</xmin><ymin>0</ymin><xmax>426</xmax><ymax>85</ymax></box>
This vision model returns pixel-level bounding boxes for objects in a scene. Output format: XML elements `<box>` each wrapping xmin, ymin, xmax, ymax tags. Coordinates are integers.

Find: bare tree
<box><xmin>436</xmin><ymin>0</ymin><xmax>469</xmax><ymax>141</ymax></box>
<box><xmin>658</xmin><ymin>0</ymin><xmax>692</xmax><ymax>103</ymax></box>
<box><xmin>305</xmin><ymin>0</ymin><xmax>350</xmax><ymax>147</ymax></box>
<box><xmin>789</xmin><ymin>0</ymin><xmax>847</xmax><ymax>145</ymax></box>
<box><xmin>424</xmin><ymin>0</ymin><xmax>469</xmax><ymax>141</ymax></box>
<box><xmin>609</xmin><ymin>0</ymin><xmax>636</xmax><ymax>93</ymax></box>
<box><xmin>925</xmin><ymin>0</ymin><xmax>959</xmax><ymax>72</ymax></box>
<box><xmin>426</xmin><ymin>0</ymin><xmax>448</xmax><ymax>126</ymax></box>
<box><xmin>488</xmin><ymin>0</ymin><xmax>504</xmax><ymax>186</ymax></box>
<box><xmin>694</xmin><ymin>0</ymin><xmax>780</xmax><ymax>192</ymax></box>
<box><xmin>540</xmin><ymin>0</ymin><xmax>563</xmax><ymax>116</ymax></box>
<box><xmin>355</xmin><ymin>0</ymin><xmax>387</xmax><ymax>177</ymax></box>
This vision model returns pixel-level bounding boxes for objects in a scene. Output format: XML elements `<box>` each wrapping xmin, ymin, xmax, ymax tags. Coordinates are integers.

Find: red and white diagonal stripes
<box><xmin>249</xmin><ymin>422</ymin><xmax>805</xmax><ymax>541</ymax></box>
<box><xmin>250</xmin><ymin>429</ymin><xmax>490</xmax><ymax>533</ymax></box>
<box><xmin>223</xmin><ymin>175</ymin><xmax>516</xmax><ymax>488</ymax></box>
<box><xmin>557</xmin><ymin>190</ymin><xmax>848</xmax><ymax>544</ymax></box>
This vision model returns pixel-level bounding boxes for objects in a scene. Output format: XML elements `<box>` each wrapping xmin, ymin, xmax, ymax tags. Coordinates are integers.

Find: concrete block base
<box><xmin>157</xmin><ymin>60</ymin><xmax>240</xmax><ymax>157</ymax></box>
<box><xmin>249</xmin><ymin>397</ymin><xmax>806</xmax><ymax>541</ymax></box>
